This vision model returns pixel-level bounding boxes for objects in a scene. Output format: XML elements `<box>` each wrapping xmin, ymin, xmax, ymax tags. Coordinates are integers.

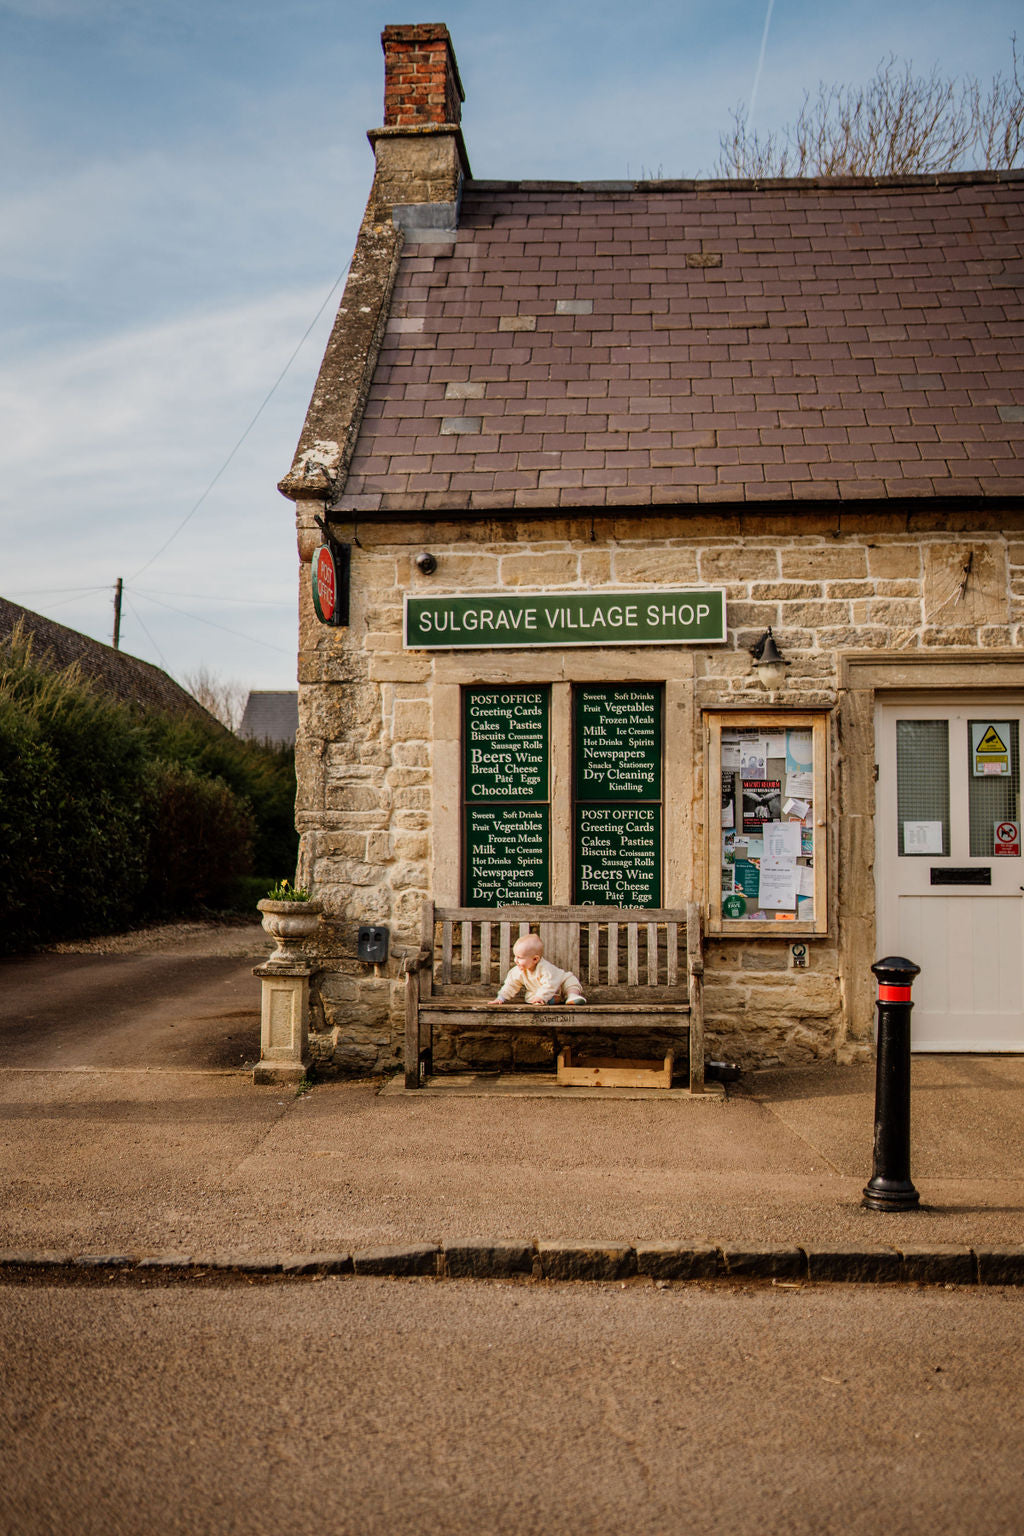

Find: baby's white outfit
<box><xmin>496</xmin><ymin>958</ymin><xmax>586</xmax><ymax>1004</ymax></box>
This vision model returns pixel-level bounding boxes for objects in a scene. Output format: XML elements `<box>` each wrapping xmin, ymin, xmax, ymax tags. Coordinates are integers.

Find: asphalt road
<box><xmin>0</xmin><ymin>927</ymin><xmax>264</xmax><ymax>1071</ymax></box>
<box><xmin>1</xmin><ymin>1277</ymin><xmax>1022</xmax><ymax>1536</ymax></box>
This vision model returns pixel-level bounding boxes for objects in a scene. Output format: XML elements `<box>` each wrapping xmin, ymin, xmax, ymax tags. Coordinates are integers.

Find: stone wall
<box><xmin>293</xmin><ymin>506</ymin><xmax>1024</xmax><ymax>1073</ymax></box>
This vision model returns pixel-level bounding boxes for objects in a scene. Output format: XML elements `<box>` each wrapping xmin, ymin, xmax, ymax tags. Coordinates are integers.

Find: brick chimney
<box><xmin>382</xmin><ymin>23</ymin><xmax>464</xmax><ymax>127</ymax></box>
<box><xmin>368</xmin><ymin>23</ymin><xmax>469</xmax><ymax>230</ymax></box>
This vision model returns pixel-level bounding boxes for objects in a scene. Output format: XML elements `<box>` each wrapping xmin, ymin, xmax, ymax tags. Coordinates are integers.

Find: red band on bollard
<box><xmin>878</xmin><ymin>984</ymin><xmax>912</xmax><ymax>1002</ymax></box>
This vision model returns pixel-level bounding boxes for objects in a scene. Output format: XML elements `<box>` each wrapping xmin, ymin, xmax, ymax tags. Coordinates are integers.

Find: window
<box><xmin>706</xmin><ymin>710</ymin><xmax>828</xmax><ymax>934</ymax></box>
<box><xmin>463</xmin><ymin>686</ymin><xmax>550</xmax><ymax>905</ymax></box>
<box><xmin>461</xmin><ymin>683</ymin><xmax>665</xmax><ymax>907</ymax></box>
<box><xmin>574</xmin><ymin>685</ymin><xmax>662</xmax><ymax>905</ymax></box>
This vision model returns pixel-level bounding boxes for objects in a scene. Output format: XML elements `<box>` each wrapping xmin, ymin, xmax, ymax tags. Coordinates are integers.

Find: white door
<box><xmin>876</xmin><ymin>699</ymin><xmax>1024</xmax><ymax>1052</ymax></box>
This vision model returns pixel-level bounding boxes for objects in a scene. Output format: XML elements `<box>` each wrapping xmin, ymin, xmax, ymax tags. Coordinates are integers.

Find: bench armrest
<box><xmin>401</xmin><ymin>946</ymin><xmax>433</xmax><ymax>975</ymax></box>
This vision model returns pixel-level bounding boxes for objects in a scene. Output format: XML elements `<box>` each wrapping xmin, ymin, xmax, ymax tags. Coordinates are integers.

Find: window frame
<box><xmin>705</xmin><ymin>708</ymin><xmax>830</xmax><ymax>937</ymax></box>
<box><xmin>432</xmin><ymin>653</ymin><xmax>696</xmax><ymax>910</ymax></box>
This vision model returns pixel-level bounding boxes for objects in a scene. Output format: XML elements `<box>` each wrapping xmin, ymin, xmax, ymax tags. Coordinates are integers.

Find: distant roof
<box><xmin>238</xmin><ymin>691</ymin><xmax>298</xmax><ymax>747</ymax></box>
<box><xmin>333</xmin><ymin>173</ymin><xmax>1024</xmax><ymax>512</ymax></box>
<box><xmin>0</xmin><ymin>598</ymin><xmax>219</xmax><ymax>724</ymax></box>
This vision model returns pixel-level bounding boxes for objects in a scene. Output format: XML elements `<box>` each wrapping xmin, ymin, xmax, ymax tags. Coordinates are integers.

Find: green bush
<box><xmin>144</xmin><ymin>762</ymin><xmax>255</xmax><ymax>914</ymax></box>
<box><xmin>0</xmin><ymin>628</ymin><xmax>298</xmax><ymax>952</ymax></box>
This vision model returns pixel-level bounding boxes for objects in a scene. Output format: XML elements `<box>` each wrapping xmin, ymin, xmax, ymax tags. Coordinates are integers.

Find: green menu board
<box><xmin>575</xmin><ymin>686</ymin><xmax>661</xmax><ymax>801</ymax></box>
<box><xmin>463</xmin><ymin>687</ymin><xmax>550</xmax><ymax>905</ymax></box>
<box><xmin>575</xmin><ymin>805</ymin><xmax>660</xmax><ymax>906</ymax></box>
<box><xmin>464</xmin><ymin>688</ymin><xmax>548</xmax><ymax>800</ymax></box>
<box><xmin>573</xmin><ymin>685</ymin><xmax>662</xmax><ymax>906</ymax></box>
<box><xmin>465</xmin><ymin>806</ymin><xmax>550</xmax><ymax>905</ymax></box>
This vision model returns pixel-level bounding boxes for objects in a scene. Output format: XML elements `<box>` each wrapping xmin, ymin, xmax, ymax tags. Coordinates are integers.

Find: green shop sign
<box><xmin>405</xmin><ymin>591</ymin><xmax>726</xmax><ymax>649</ymax></box>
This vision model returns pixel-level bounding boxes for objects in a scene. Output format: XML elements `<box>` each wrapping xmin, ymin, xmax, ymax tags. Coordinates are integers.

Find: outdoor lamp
<box><xmin>750</xmin><ymin>627</ymin><xmax>788</xmax><ymax>690</ymax></box>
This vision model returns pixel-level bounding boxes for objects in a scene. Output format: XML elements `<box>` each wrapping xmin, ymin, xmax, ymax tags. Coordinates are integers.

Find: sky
<box><xmin>1</xmin><ymin>0</ymin><xmax>1020</xmax><ymax>697</ymax></box>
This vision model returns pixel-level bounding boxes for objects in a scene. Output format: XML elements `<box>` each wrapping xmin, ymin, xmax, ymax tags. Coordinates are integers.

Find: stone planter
<box><xmin>257</xmin><ymin>898</ymin><xmax>322</xmax><ymax>966</ymax></box>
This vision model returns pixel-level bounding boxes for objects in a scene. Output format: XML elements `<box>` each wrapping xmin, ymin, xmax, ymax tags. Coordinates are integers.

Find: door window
<box><xmin>896</xmin><ymin>719</ymin><xmax>950</xmax><ymax>856</ymax></box>
<box><xmin>968</xmin><ymin>720</ymin><xmax>1020</xmax><ymax>857</ymax></box>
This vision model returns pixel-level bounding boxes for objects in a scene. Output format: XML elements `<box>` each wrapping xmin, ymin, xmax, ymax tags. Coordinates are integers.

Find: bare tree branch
<box><xmin>715</xmin><ymin>43</ymin><xmax>1024</xmax><ymax>178</ymax></box>
<box><xmin>183</xmin><ymin>666</ymin><xmax>248</xmax><ymax>732</ymax></box>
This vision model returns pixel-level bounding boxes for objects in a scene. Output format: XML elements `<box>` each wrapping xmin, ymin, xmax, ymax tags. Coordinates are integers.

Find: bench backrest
<box><xmin>421</xmin><ymin>904</ymin><xmax>690</xmax><ymax>1001</ymax></box>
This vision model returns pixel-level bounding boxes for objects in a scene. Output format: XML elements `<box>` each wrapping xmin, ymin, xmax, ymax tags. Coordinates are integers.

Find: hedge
<box><xmin>0</xmin><ymin>631</ymin><xmax>298</xmax><ymax>952</ymax></box>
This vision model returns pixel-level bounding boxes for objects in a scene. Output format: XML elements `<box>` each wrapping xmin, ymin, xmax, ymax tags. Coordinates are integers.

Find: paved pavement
<box><xmin>0</xmin><ymin>923</ymin><xmax>1022</xmax><ymax>1282</ymax></box>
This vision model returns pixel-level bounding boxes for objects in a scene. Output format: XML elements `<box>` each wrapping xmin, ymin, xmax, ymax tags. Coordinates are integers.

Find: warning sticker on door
<box><xmin>972</xmin><ymin>722</ymin><xmax>1011</xmax><ymax>777</ymax></box>
<box><xmin>994</xmin><ymin>821</ymin><xmax>1020</xmax><ymax>856</ymax></box>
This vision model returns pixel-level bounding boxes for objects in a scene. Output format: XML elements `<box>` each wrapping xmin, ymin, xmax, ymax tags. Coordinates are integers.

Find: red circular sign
<box><xmin>312</xmin><ymin>545</ymin><xmax>337</xmax><ymax>623</ymax></box>
<box><xmin>996</xmin><ymin>822</ymin><xmax>1017</xmax><ymax>842</ymax></box>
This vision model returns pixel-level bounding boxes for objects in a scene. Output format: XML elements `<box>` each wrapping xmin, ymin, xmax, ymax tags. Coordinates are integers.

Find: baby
<box><xmin>490</xmin><ymin>933</ymin><xmax>586</xmax><ymax>1006</ymax></box>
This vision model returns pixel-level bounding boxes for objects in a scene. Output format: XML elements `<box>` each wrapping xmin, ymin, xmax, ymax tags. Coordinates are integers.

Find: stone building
<box><xmin>278</xmin><ymin>24</ymin><xmax>1024</xmax><ymax>1077</ymax></box>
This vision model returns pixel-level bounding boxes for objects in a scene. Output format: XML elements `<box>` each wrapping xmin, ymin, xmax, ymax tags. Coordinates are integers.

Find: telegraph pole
<box><xmin>112</xmin><ymin>578</ymin><xmax>123</xmax><ymax>649</ymax></box>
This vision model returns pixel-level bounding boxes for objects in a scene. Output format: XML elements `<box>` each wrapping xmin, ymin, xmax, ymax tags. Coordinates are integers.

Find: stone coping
<box><xmin>1</xmin><ymin>1242</ymin><xmax>1021</xmax><ymax>1286</ymax></box>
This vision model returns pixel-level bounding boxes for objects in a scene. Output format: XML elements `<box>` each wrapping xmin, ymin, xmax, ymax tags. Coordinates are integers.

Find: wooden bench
<box><xmin>403</xmin><ymin>903</ymin><xmax>705</xmax><ymax>1093</ymax></box>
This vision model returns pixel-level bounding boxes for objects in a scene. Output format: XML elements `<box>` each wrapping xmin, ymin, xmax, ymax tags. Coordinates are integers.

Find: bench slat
<box><xmin>607</xmin><ymin>922</ymin><xmax>618</xmax><ymax>986</ymax></box>
<box><xmin>627</xmin><ymin>924</ymin><xmax>639</xmax><ymax>988</ymax></box>
<box><xmin>499</xmin><ymin>922</ymin><xmax>512</xmax><ymax>981</ymax></box>
<box><xmin>460</xmin><ymin>920</ymin><xmax>472</xmax><ymax>984</ymax></box>
<box><xmin>438</xmin><ymin>906</ymin><xmax>689</xmax><ymax>923</ymax></box>
<box><xmin>587</xmin><ymin>923</ymin><xmax>600</xmax><ymax>987</ymax></box>
<box><xmin>441</xmin><ymin>921</ymin><xmax>453</xmax><ymax>985</ymax></box>
<box><xmin>480</xmin><ymin>920</ymin><xmax>492</xmax><ymax>986</ymax></box>
<box><xmin>666</xmin><ymin>922</ymin><xmax>678</xmax><ymax>987</ymax></box>
<box><xmin>423</xmin><ymin>1003</ymin><xmax>691</xmax><ymax>1016</ymax></box>
<box><xmin>646</xmin><ymin>922</ymin><xmax>658</xmax><ymax>986</ymax></box>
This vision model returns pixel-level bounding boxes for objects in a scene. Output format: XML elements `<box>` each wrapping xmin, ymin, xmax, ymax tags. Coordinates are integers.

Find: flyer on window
<box><xmin>742</xmin><ymin>779</ymin><xmax>781</xmax><ymax>832</ymax></box>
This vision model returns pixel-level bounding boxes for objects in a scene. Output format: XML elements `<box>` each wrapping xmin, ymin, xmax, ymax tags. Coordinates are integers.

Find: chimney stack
<box><xmin>368</xmin><ymin>23</ymin><xmax>469</xmax><ymax>227</ymax></box>
<box><xmin>381</xmin><ymin>24</ymin><xmax>464</xmax><ymax>128</ymax></box>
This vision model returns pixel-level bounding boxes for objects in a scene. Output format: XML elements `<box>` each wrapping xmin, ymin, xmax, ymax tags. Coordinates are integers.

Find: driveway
<box><xmin>0</xmin><ymin>921</ymin><xmax>266</xmax><ymax>1071</ymax></box>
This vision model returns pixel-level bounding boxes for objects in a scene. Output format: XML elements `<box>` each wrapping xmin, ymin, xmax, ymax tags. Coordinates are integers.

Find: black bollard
<box><xmin>862</xmin><ymin>956</ymin><xmax>921</xmax><ymax>1212</ymax></box>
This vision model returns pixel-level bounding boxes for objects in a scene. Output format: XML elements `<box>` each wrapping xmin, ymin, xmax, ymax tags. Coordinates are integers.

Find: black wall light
<box><xmin>750</xmin><ymin>627</ymin><xmax>788</xmax><ymax>690</ymax></box>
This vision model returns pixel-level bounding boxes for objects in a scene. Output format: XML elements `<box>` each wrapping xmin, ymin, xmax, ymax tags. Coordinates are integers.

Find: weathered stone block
<box><xmin>721</xmin><ymin>1246</ymin><xmax>806</xmax><ymax>1279</ymax></box>
<box><xmin>499</xmin><ymin>553</ymin><xmax>580</xmax><ymax>585</ymax></box>
<box><xmin>781</xmin><ymin>547</ymin><xmax>868</xmax><ymax>580</ymax></box>
<box><xmin>352</xmin><ymin>1244</ymin><xmax>440</xmax><ymax>1276</ymax></box>
<box><xmin>635</xmin><ymin>1243</ymin><xmax>720</xmax><ymax>1280</ymax></box>
<box><xmin>536</xmin><ymin>1242</ymin><xmax>637</xmax><ymax>1282</ymax></box>
<box><xmin>700</xmin><ymin>547</ymin><xmax>780</xmax><ymax>582</ymax></box>
<box><xmin>924</xmin><ymin>541</ymin><xmax>1008</xmax><ymax>626</ymax></box>
<box><xmin>805</xmin><ymin>1247</ymin><xmax>901</xmax><ymax>1283</ymax></box>
<box><xmin>443</xmin><ymin>1242</ymin><xmax>534</xmax><ymax>1278</ymax></box>
<box><xmin>866</xmin><ymin>543</ymin><xmax>922</xmax><ymax>579</ymax></box>
<box><xmin>615</xmin><ymin>549</ymin><xmax>699</xmax><ymax>583</ymax></box>
<box><xmin>899</xmin><ymin>1247</ymin><xmax>977</xmax><ymax>1284</ymax></box>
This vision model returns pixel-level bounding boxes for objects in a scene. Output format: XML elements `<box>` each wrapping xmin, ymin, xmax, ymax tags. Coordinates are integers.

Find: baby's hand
<box><xmin>488</xmin><ymin>997</ymin><xmax>504</xmax><ymax>1006</ymax></box>
<box><xmin>529</xmin><ymin>997</ymin><xmax>547</xmax><ymax>1006</ymax></box>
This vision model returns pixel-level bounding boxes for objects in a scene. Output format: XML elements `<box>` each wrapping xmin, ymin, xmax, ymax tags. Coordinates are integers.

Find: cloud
<box><xmin>0</xmin><ymin>285</ymin><xmax>336</xmax><ymax>685</ymax></box>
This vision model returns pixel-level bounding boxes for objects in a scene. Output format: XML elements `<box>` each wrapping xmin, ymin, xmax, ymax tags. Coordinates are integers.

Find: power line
<box><xmin>132</xmin><ymin>590</ymin><xmax>293</xmax><ymax>655</ymax></box>
<box><xmin>124</xmin><ymin>595</ymin><xmax>170</xmax><ymax>671</ymax></box>
<box><xmin>128</xmin><ymin>264</ymin><xmax>349</xmax><ymax>584</ymax></box>
<box><xmin>7</xmin><ymin>584</ymin><xmax>112</xmax><ymax>599</ymax></box>
<box><xmin>133</xmin><ymin>585</ymin><xmax>293</xmax><ymax>608</ymax></box>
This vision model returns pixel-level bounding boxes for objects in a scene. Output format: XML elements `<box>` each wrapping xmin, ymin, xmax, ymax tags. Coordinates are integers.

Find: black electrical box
<box><xmin>357</xmin><ymin>925</ymin><xmax>389</xmax><ymax>963</ymax></box>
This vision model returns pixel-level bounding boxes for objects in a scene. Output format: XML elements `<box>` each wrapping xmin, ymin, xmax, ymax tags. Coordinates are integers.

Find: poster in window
<box><xmin>742</xmin><ymin>780</ymin><xmax>781</xmax><ymax>832</ymax></box>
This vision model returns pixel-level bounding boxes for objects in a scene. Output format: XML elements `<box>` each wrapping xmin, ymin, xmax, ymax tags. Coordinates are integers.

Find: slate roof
<box><xmin>238</xmin><ymin>691</ymin><xmax>298</xmax><ymax>748</ymax></box>
<box><xmin>0</xmin><ymin>598</ymin><xmax>219</xmax><ymax>724</ymax></box>
<box><xmin>334</xmin><ymin>174</ymin><xmax>1024</xmax><ymax>513</ymax></box>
